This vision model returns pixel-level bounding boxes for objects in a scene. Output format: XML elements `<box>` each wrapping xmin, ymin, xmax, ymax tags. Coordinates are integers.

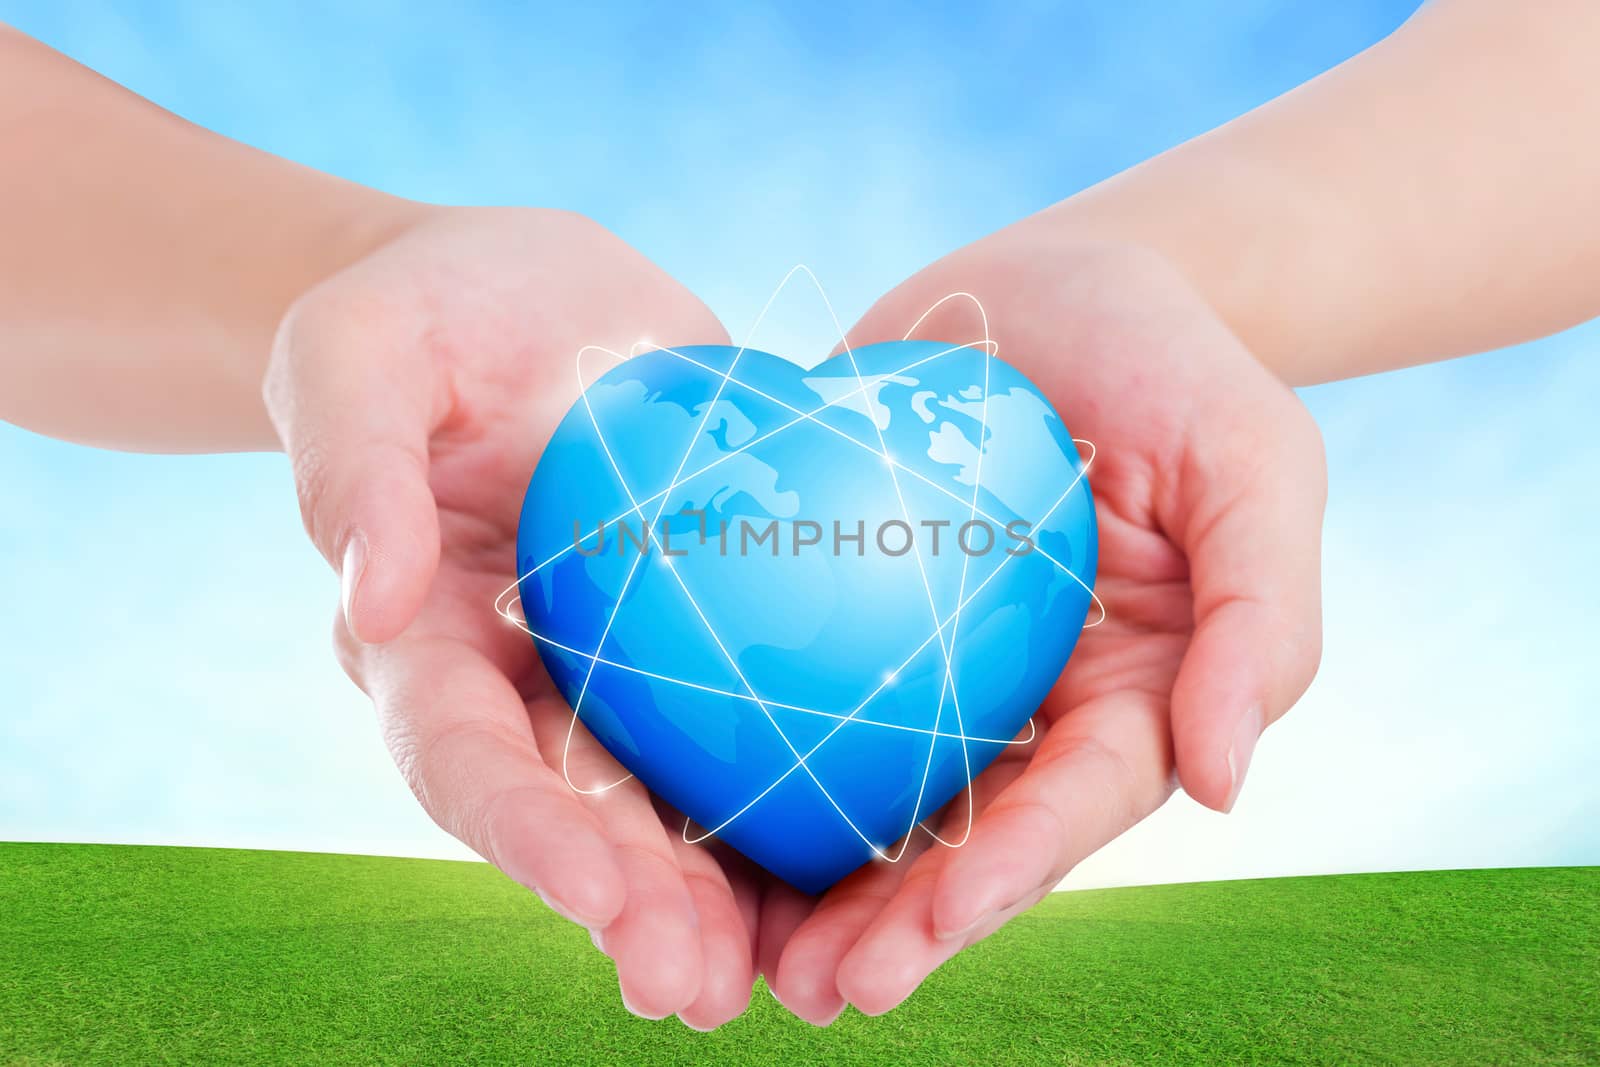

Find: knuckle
<box><xmin>262</xmin><ymin>287</ymin><xmax>349</xmax><ymax>416</ymax></box>
<box><xmin>1282</xmin><ymin>614</ymin><xmax>1325</xmax><ymax>700</ymax></box>
<box><xmin>289</xmin><ymin>437</ymin><xmax>340</xmax><ymax>552</ymax></box>
<box><xmin>261</xmin><ymin>300</ymin><xmax>309</xmax><ymax>427</ymax></box>
<box><xmin>1284</xmin><ymin>403</ymin><xmax>1329</xmax><ymax>491</ymax></box>
<box><xmin>264</xmin><ymin>293</ymin><xmax>364</xmax><ymax>558</ymax></box>
<box><xmin>539</xmin><ymin>207</ymin><xmax>619</xmax><ymax>252</ymax></box>
<box><xmin>562</xmin><ymin>207</ymin><xmax>619</xmax><ymax>245</ymax></box>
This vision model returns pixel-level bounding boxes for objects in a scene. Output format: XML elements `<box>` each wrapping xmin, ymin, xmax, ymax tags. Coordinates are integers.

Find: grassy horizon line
<box><xmin>3</xmin><ymin>843</ymin><xmax>1596</xmax><ymax>1065</ymax></box>
<box><xmin>4</xmin><ymin>836</ymin><xmax>1590</xmax><ymax>893</ymax></box>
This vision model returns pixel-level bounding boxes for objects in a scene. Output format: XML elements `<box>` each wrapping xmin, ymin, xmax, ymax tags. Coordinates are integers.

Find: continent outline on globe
<box><xmin>510</xmin><ymin>338</ymin><xmax>1098</xmax><ymax>893</ymax></box>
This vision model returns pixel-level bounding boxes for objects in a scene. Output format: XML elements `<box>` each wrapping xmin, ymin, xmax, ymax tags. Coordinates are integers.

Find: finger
<box><xmin>768</xmin><ymin>730</ymin><xmax>1030</xmax><ymax>1022</ymax></box>
<box><xmin>359</xmin><ymin>633</ymin><xmax>627</xmax><ymax>927</ymax></box>
<box><xmin>522</xmin><ymin>710</ymin><xmax>704</xmax><ymax>1020</ymax></box>
<box><xmin>756</xmin><ymin>880</ymin><xmax>817</xmax><ymax>998</ymax></box>
<box><xmin>928</xmin><ymin>693</ymin><xmax>1172</xmax><ymax>939</ymax></box>
<box><xmin>837</xmin><ymin>693</ymin><xmax>1174</xmax><ymax>1015</ymax></box>
<box><xmin>712</xmin><ymin>841</ymin><xmax>765</xmax><ymax>965</ymax></box>
<box><xmin>836</xmin><ymin>861</ymin><xmax>1048</xmax><ymax>1018</ymax></box>
<box><xmin>770</xmin><ymin>833</ymin><xmax>931</xmax><ymax>1026</ymax></box>
<box><xmin>264</xmin><ymin>291</ymin><xmax>443</xmax><ymax>644</ymax></box>
<box><xmin>1169</xmin><ymin>397</ymin><xmax>1326</xmax><ymax>811</ymax></box>
<box><xmin>670</xmin><ymin>834</ymin><xmax>756</xmax><ymax>1031</ymax></box>
<box><xmin>832</xmin><ymin>856</ymin><xmax>957</xmax><ymax>1016</ymax></box>
<box><xmin>594</xmin><ymin>824</ymin><xmax>706</xmax><ymax>1020</ymax></box>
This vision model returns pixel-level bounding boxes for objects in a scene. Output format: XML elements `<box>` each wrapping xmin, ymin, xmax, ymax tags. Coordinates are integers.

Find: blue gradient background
<box><xmin>1</xmin><ymin>1</ymin><xmax>1595</xmax><ymax>888</ymax></box>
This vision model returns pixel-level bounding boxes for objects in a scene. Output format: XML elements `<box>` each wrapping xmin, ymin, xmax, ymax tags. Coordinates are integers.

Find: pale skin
<box><xmin>3</xmin><ymin>0</ymin><xmax>1597</xmax><ymax>1027</ymax></box>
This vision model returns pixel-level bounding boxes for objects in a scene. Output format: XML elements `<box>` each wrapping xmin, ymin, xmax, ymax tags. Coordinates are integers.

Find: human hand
<box><xmin>765</xmin><ymin>238</ymin><xmax>1327</xmax><ymax>1020</ymax></box>
<box><xmin>263</xmin><ymin>206</ymin><xmax>764</xmax><ymax>1028</ymax></box>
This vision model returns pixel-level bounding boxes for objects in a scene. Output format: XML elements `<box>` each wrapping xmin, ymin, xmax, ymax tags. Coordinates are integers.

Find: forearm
<box><xmin>0</xmin><ymin>26</ymin><xmax>426</xmax><ymax>452</ymax></box>
<box><xmin>1034</xmin><ymin>0</ymin><xmax>1600</xmax><ymax>385</ymax></box>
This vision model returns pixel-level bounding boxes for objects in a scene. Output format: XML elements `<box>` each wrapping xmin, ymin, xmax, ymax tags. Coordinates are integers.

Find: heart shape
<box><xmin>515</xmin><ymin>340</ymin><xmax>1097</xmax><ymax>892</ymax></box>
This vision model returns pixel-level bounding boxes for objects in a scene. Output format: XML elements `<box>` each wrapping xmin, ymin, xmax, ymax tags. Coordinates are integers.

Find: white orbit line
<box><xmin>511</xmin><ymin>378</ymin><xmax>1097</xmax><ymax>849</ymax></box>
<box><xmin>490</xmin><ymin>335</ymin><xmax>1033</xmax><ymax>798</ymax></box>
<box><xmin>909</xmin><ymin>292</ymin><xmax>991</xmax><ymax>852</ymax></box>
<box><xmin>492</xmin><ymin>335</ymin><xmax>1002</xmax><ymax>612</ymax></box>
<box><xmin>574</xmin><ymin>318</ymin><xmax>906</xmax><ymax>859</ymax></box>
<box><xmin>509</xmin><ymin>284</ymin><xmax>1098</xmax><ymax>849</ymax></box>
<box><xmin>873</xmin><ymin>291</ymin><xmax>991</xmax><ymax>860</ymax></box>
<box><xmin>678</xmin><ymin>328</ymin><xmax>1099</xmax><ymax>855</ymax></box>
<box><xmin>499</xmin><ymin>422</ymin><xmax>1093</xmax><ymax>852</ymax></box>
<box><xmin>675</xmin><ymin>428</ymin><xmax>1094</xmax><ymax>849</ymax></box>
<box><xmin>494</xmin><ymin>338</ymin><xmax>1106</xmax><ymax>631</ymax></box>
<box><xmin>903</xmin><ymin>291</ymin><xmax>993</xmax><ymax>849</ymax></box>
<box><xmin>495</xmin><ymin>517</ymin><xmax>1054</xmax><ymax>772</ymax></box>
<box><xmin>660</xmin><ymin>267</ymin><xmax>972</xmax><ymax>860</ymax></box>
<box><xmin>555</xmin><ymin>264</ymin><xmax>823</xmax><ymax>794</ymax></box>
<box><xmin>497</xmin><ymin>266</ymin><xmax>1102</xmax><ymax>862</ymax></box>
<box><xmin>498</xmin><ymin>599</ymin><xmax>1036</xmax><ymax>745</ymax></box>
<box><xmin>786</xmin><ymin>266</ymin><xmax>974</xmax><ymax>861</ymax></box>
<box><xmin>903</xmin><ymin>289</ymin><xmax>990</xmax><ymax>344</ymax></box>
<box><xmin>497</xmin><ymin>424</ymin><xmax>1091</xmax><ymax>838</ymax></box>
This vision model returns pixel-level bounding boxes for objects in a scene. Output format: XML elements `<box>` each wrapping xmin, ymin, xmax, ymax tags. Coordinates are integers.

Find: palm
<box><xmin>272</xmin><ymin>207</ymin><xmax>764</xmax><ymax>1027</ymax></box>
<box><xmin>765</xmin><ymin>241</ymin><xmax>1325</xmax><ymax>1020</ymax></box>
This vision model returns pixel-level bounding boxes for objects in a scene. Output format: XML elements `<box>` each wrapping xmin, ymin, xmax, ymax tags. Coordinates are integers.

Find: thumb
<box><xmin>832</xmin><ymin>246</ymin><xmax>996</xmax><ymax>356</ymax></box>
<box><xmin>1168</xmin><ymin>393</ymin><xmax>1326</xmax><ymax>812</ymax></box>
<box><xmin>832</xmin><ymin>279</ymin><xmax>955</xmax><ymax>356</ymax></box>
<box><xmin>264</xmin><ymin>294</ymin><xmax>441</xmax><ymax>645</ymax></box>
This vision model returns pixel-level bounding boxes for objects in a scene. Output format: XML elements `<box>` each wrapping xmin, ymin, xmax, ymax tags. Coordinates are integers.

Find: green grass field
<box><xmin>1</xmin><ymin>844</ymin><xmax>1594</xmax><ymax>1065</ymax></box>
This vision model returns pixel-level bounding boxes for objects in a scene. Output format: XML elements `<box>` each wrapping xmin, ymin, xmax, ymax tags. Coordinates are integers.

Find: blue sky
<box><xmin>2</xmin><ymin>1</ymin><xmax>1595</xmax><ymax>888</ymax></box>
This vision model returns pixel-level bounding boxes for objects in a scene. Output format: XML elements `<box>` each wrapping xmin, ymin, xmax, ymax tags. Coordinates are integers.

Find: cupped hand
<box><xmin>263</xmin><ymin>206</ymin><xmax>763</xmax><ymax>1028</ymax></box>
<box><xmin>766</xmin><ymin>238</ymin><xmax>1327</xmax><ymax>1021</ymax></box>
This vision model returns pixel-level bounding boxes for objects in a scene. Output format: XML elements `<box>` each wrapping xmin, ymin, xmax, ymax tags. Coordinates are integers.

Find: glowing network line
<box><xmin>493</xmin><ymin>266</ymin><xmax>1102</xmax><ymax>863</ymax></box>
<box><xmin>494</xmin><ymin>337</ymin><xmax>1002</xmax><ymax>591</ymax></box>
<box><xmin>807</xmin><ymin>270</ymin><xmax>975</xmax><ymax>862</ymax></box>
<box><xmin>494</xmin><ymin>337</ymin><xmax>1100</xmax><ymax>616</ymax></box>
<box><xmin>499</xmin><ymin>605</ymin><xmax>1037</xmax><ymax>745</ymax></box>
<box><xmin>911</xmin><ymin>293</ymin><xmax>992</xmax><ymax>853</ymax></box>
<box><xmin>564</xmin><ymin>267</ymin><xmax>925</xmax><ymax>857</ymax></box>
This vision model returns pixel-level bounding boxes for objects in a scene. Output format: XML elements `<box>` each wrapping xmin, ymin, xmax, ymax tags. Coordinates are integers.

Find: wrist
<box><xmin>250</xmin><ymin>191</ymin><xmax>440</xmax><ymax>449</ymax></box>
<box><xmin>1027</xmin><ymin>133</ymin><xmax>1354</xmax><ymax>388</ymax></box>
<box><xmin>266</xmin><ymin>190</ymin><xmax>438</xmax><ymax>342</ymax></box>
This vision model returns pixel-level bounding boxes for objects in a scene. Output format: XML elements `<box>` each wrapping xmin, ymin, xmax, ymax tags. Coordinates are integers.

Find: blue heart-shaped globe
<box><xmin>515</xmin><ymin>340</ymin><xmax>1096</xmax><ymax>892</ymax></box>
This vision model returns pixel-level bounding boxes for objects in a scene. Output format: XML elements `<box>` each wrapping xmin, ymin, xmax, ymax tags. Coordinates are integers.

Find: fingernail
<box><xmin>807</xmin><ymin>1003</ymin><xmax>846</xmax><ymax>1028</ymax></box>
<box><xmin>935</xmin><ymin>886</ymin><xmax>1005</xmax><ymax>941</ymax></box>
<box><xmin>340</xmin><ymin>529</ymin><xmax>368</xmax><ymax>640</ymax></box>
<box><xmin>535</xmin><ymin>887</ymin><xmax>605</xmax><ymax>930</ymax></box>
<box><xmin>938</xmin><ymin>897</ymin><xmax>1021</xmax><ymax>942</ymax></box>
<box><xmin>620</xmin><ymin>987</ymin><xmax>670</xmax><ymax>1021</ymax></box>
<box><xmin>1223</xmin><ymin>704</ymin><xmax>1263</xmax><ymax>813</ymax></box>
<box><xmin>936</xmin><ymin>914</ymin><xmax>984</xmax><ymax>942</ymax></box>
